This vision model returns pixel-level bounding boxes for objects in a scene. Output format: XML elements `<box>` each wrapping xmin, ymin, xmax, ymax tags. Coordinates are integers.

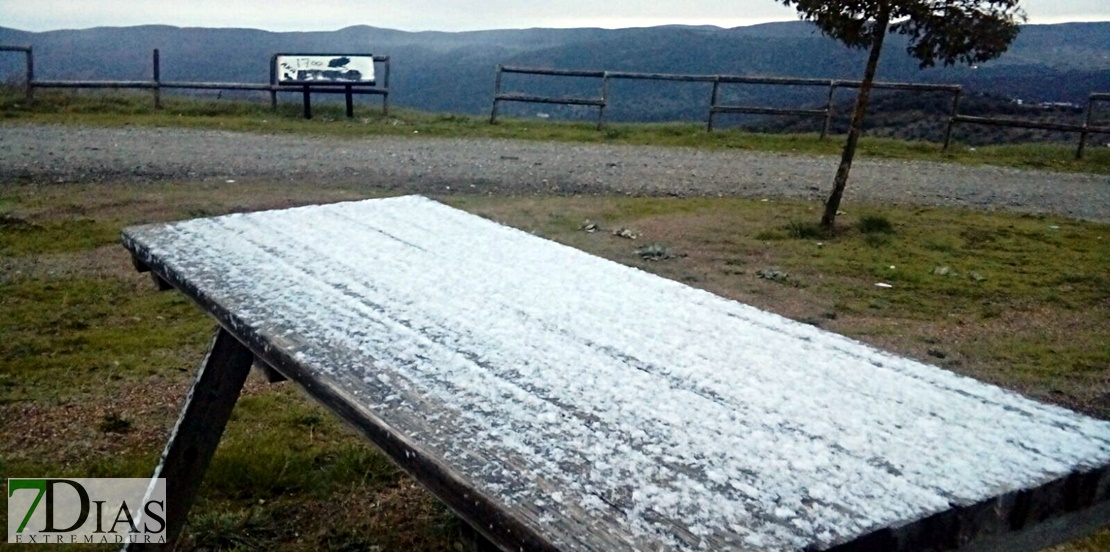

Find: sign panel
<box><xmin>276</xmin><ymin>55</ymin><xmax>375</xmax><ymax>84</ymax></box>
<box><xmin>8</xmin><ymin>478</ymin><xmax>167</xmax><ymax>545</ymax></box>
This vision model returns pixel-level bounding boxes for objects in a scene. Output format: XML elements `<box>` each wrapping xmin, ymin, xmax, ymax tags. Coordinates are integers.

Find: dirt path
<box><xmin>2</xmin><ymin>124</ymin><xmax>1107</xmax><ymax>221</ymax></box>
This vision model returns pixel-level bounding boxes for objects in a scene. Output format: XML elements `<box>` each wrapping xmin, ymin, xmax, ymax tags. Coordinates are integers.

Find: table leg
<box><xmin>126</xmin><ymin>327</ymin><xmax>255</xmax><ymax>550</ymax></box>
<box><xmin>129</xmin><ymin>256</ymin><xmax>173</xmax><ymax>291</ymax></box>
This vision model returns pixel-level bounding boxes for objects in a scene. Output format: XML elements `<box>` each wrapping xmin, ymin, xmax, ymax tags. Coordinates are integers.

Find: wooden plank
<box><xmin>25</xmin><ymin>46</ymin><xmax>33</xmax><ymax>104</ymax></box>
<box><xmin>494</xmin><ymin>93</ymin><xmax>605</xmax><ymax>107</ymax></box>
<box><xmin>835</xmin><ymin>80</ymin><xmax>962</xmax><ymax>92</ymax></box>
<box><xmin>130</xmin><ymin>255</ymin><xmax>151</xmax><ymax>273</ymax></box>
<box><xmin>122</xmin><ymin>197</ymin><xmax>1110</xmax><ymax>552</ymax></box>
<box><xmin>954</xmin><ymin>114</ymin><xmax>1110</xmax><ymax>134</ymax></box>
<box><xmin>127</xmin><ymin>328</ymin><xmax>255</xmax><ymax>550</ymax></box>
<box><xmin>494</xmin><ymin>67</ymin><xmax>960</xmax><ymax>93</ymax></box>
<box><xmin>718</xmin><ymin>75</ymin><xmax>833</xmax><ymax>87</ymax></box>
<box><xmin>276</xmin><ymin>80</ymin><xmax>380</xmax><ymax>87</ymax></box>
<box><xmin>122</xmin><ymin>229</ymin><xmax>562</xmax><ymax>552</ymax></box>
<box><xmin>499</xmin><ymin>66</ymin><xmax>606</xmax><ymax>78</ymax></box>
<box><xmin>160</xmin><ymin>82</ymin><xmax>273</xmax><ymax>91</ymax></box>
<box><xmin>606</xmin><ymin>71</ymin><xmax>716</xmax><ymax>83</ymax></box>
<box><xmin>32</xmin><ymin>80</ymin><xmax>155</xmax><ymax>89</ymax></box>
<box><xmin>273</xmin><ymin>85</ymin><xmax>387</xmax><ymax>95</ymax></box>
<box><xmin>153</xmin><ymin>49</ymin><xmax>161</xmax><ymax>110</ymax></box>
<box><xmin>33</xmin><ymin>81</ymin><xmax>384</xmax><ymax>93</ymax></box>
<box><xmin>151</xmin><ymin>273</ymin><xmax>173</xmax><ymax>291</ymax></box>
<box><xmin>253</xmin><ymin>359</ymin><xmax>288</xmax><ymax>383</ymax></box>
<box><xmin>712</xmin><ymin>105</ymin><xmax>827</xmax><ymax>117</ymax></box>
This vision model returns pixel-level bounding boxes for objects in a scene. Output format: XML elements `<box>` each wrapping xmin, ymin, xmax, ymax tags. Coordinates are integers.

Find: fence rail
<box><xmin>1079</xmin><ymin>94</ymin><xmax>1110</xmax><ymax>159</ymax></box>
<box><xmin>491</xmin><ymin>66</ymin><xmax>966</xmax><ymax>139</ymax></box>
<box><xmin>491</xmin><ymin>65</ymin><xmax>1108</xmax><ymax>158</ymax></box>
<box><xmin>950</xmin><ymin>114</ymin><xmax>1105</xmax><ymax>134</ymax></box>
<box><xmin>500</xmin><ymin>66</ymin><xmax>606</xmax><ymax>78</ymax></box>
<box><xmin>490</xmin><ymin>65</ymin><xmax>608</xmax><ymax>128</ymax></box>
<box><xmin>947</xmin><ymin>92</ymin><xmax>1110</xmax><ymax>159</ymax></box>
<box><xmin>5</xmin><ymin>45</ymin><xmax>1109</xmax><ymax>159</ymax></box>
<box><xmin>4</xmin><ymin>48</ymin><xmax>391</xmax><ymax>118</ymax></box>
<box><xmin>607</xmin><ymin>71</ymin><xmax>716</xmax><ymax>83</ymax></box>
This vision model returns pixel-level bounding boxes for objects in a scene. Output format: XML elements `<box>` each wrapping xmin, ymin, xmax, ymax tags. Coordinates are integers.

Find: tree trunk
<box><xmin>820</xmin><ymin>8</ymin><xmax>892</xmax><ymax>229</ymax></box>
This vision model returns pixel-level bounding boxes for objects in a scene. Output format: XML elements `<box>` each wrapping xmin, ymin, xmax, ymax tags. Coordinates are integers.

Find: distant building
<box><xmin>1038</xmin><ymin>101</ymin><xmax>1080</xmax><ymax>109</ymax></box>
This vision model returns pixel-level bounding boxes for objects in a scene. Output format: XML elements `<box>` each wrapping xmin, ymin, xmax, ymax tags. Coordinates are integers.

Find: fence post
<box><xmin>381</xmin><ymin>57</ymin><xmax>390</xmax><ymax>116</ymax></box>
<box><xmin>25</xmin><ymin>46</ymin><xmax>34</xmax><ymax>105</ymax></box>
<box><xmin>707</xmin><ymin>77</ymin><xmax>720</xmax><ymax>132</ymax></box>
<box><xmin>943</xmin><ymin>88</ymin><xmax>962</xmax><ymax>152</ymax></box>
<box><xmin>1076</xmin><ymin>94</ymin><xmax>1095</xmax><ymax>160</ymax></box>
<box><xmin>302</xmin><ymin>85</ymin><xmax>312</xmax><ymax>119</ymax></box>
<box><xmin>153</xmin><ymin>49</ymin><xmax>162</xmax><ymax>109</ymax></box>
<box><xmin>597</xmin><ymin>72</ymin><xmax>609</xmax><ymax>130</ymax></box>
<box><xmin>269</xmin><ymin>55</ymin><xmax>278</xmax><ymax>110</ymax></box>
<box><xmin>821</xmin><ymin>82</ymin><xmax>837</xmax><ymax>139</ymax></box>
<box><xmin>489</xmin><ymin>65</ymin><xmax>503</xmax><ymax>125</ymax></box>
<box><xmin>345</xmin><ymin>84</ymin><xmax>354</xmax><ymax>118</ymax></box>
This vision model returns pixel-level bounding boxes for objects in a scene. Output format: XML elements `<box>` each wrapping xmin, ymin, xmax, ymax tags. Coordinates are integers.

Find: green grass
<box><xmin>856</xmin><ymin>213</ymin><xmax>895</xmax><ymax>234</ymax></box>
<box><xmin>3</xmin><ymin>87</ymin><xmax>1108</xmax><ymax>174</ymax></box>
<box><xmin>0</xmin><ymin>216</ymin><xmax>121</xmax><ymax>255</ymax></box>
<box><xmin>0</xmin><ymin>276</ymin><xmax>213</xmax><ymax>402</ymax></box>
<box><xmin>1</xmin><ymin>180</ymin><xmax>1107</xmax><ymax>550</ymax></box>
<box><xmin>785</xmin><ymin>219</ymin><xmax>828</xmax><ymax>239</ymax></box>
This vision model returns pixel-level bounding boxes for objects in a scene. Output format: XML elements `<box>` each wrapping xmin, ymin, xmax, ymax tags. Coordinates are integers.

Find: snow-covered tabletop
<box><xmin>123</xmin><ymin>195</ymin><xmax>1110</xmax><ymax>551</ymax></box>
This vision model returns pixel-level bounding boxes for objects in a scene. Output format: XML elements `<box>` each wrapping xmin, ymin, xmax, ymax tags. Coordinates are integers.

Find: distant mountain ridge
<box><xmin>1</xmin><ymin>22</ymin><xmax>1107</xmax><ymax>122</ymax></box>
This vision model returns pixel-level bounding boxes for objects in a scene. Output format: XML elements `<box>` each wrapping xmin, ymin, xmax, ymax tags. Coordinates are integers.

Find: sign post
<box><xmin>273</xmin><ymin>54</ymin><xmax>376</xmax><ymax>119</ymax></box>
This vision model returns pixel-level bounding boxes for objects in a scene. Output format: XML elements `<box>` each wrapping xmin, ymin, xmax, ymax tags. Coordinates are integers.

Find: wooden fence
<box><xmin>4</xmin><ymin>45</ymin><xmax>1108</xmax><ymax>158</ymax></box>
<box><xmin>0</xmin><ymin>45</ymin><xmax>33</xmax><ymax>103</ymax></box>
<box><xmin>946</xmin><ymin>93</ymin><xmax>1110</xmax><ymax>159</ymax></box>
<box><xmin>490</xmin><ymin>67</ymin><xmax>609</xmax><ymax>128</ymax></box>
<box><xmin>710</xmin><ymin>77</ymin><xmax>962</xmax><ymax>139</ymax></box>
<box><xmin>491</xmin><ymin>65</ymin><xmax>1109</xmax><ymax>158</ymax></box>
<box><xmin>2</xmin><ymin>47</ymin><xmax>391</xmax><ymax>117</ymax></box>
<box><xmin>490</xmin><ymin>65</ymin><xmax>961</xmax><ymax>137</ymax></box>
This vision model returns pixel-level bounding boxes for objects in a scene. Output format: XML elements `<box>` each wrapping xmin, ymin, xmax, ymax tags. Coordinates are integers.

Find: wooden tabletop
<box><xmin>122</xmin><ymin>195</ymin><xmax>1110</xmax><ymax>551</ymax></box>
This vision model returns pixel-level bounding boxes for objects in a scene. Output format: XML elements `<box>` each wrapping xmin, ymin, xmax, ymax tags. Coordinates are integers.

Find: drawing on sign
<box><xmin>276</xmin><ymin>55</ymin><xmax>375</xmax><ymax>84</ymax></box>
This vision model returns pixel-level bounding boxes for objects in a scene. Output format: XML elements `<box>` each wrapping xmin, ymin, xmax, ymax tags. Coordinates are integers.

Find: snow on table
<box><xmin>123</xmin><ymin>195</ymin><xmax>1110</xmax><ymax>551</ymax></box>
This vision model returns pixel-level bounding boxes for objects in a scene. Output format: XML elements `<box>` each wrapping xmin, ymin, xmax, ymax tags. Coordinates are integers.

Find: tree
<box><xmin>779</xmin><ymin>0</ymin><xmax>1025</xmax><ymax>228</ymax></box>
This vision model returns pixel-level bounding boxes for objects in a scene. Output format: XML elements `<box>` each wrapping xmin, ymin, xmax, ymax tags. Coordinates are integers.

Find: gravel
<box><xmin>2</xmin><ymin>124</ymin><xmax>1107</xmax><ymax>221</ymax></box>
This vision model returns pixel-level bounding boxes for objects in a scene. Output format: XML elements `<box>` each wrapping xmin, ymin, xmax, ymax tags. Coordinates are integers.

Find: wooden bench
<box><xmin>122</xmin><ymin>195</ymin><xmax>1110</xmax><ymax>551</ymax></box>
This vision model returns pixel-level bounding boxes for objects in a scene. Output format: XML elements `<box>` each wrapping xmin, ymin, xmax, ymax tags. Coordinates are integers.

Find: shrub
<box><xmin>785</xmin><ymin>220</ymin><xmax>824</xmax><ymax>239</ymax></box>
<box><xmin>98</xmin><ymin>412</ymin><xmax>132</xmax><ymax>434</ymax></box>
<box><xmin>863</xmin><ymin>233</ymin><xmax>892</xmax><ymax>247</ymax></box>
<box><xmin>858</xmin><ymin>214</ymin><xmax>895</xmax><ymax>234</ymax></box>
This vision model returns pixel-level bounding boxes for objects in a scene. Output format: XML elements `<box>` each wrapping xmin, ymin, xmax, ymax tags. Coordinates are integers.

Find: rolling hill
<box><xmin>0</xmin><ymin>22</ymin><xmax>1107</xmax><ymax>125</ymax></box>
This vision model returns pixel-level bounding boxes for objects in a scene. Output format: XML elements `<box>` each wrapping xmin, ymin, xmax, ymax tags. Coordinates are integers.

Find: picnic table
<box><xmin>123</xmin><ymin>195</ymin><xmax>1110</xmax><ymax>551</ymax></box>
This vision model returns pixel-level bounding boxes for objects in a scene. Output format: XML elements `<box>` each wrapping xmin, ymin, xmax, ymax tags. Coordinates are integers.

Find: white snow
<box><xmin>125</xmin><ymin>195</ymin><xmax>1110</xmax><ymax>551</ymax></box>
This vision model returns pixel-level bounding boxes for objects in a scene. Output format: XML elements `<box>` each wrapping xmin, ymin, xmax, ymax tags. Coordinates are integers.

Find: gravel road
<box><xmin>2</xmin><ymin>125</ymin><xmax>1107</xmax><ymax>221</ymax></box>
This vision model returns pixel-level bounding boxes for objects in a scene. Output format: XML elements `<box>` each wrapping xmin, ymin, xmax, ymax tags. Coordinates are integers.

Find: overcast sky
<box><xmin>3</xmin><ymin>0</ymin><xmax>1107</xmax><ymax>33</ymax></box>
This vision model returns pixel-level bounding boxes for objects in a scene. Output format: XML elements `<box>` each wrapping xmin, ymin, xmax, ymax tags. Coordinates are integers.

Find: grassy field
<box><xmin>2</xmin><ymin>87</ymin><xmax>1109</xmax><ymax>175</ymax></box>
<box><xmin>1</xmin><ymin>177</ymin><xmax>1107</xmax><ymax>550</ymax></box>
